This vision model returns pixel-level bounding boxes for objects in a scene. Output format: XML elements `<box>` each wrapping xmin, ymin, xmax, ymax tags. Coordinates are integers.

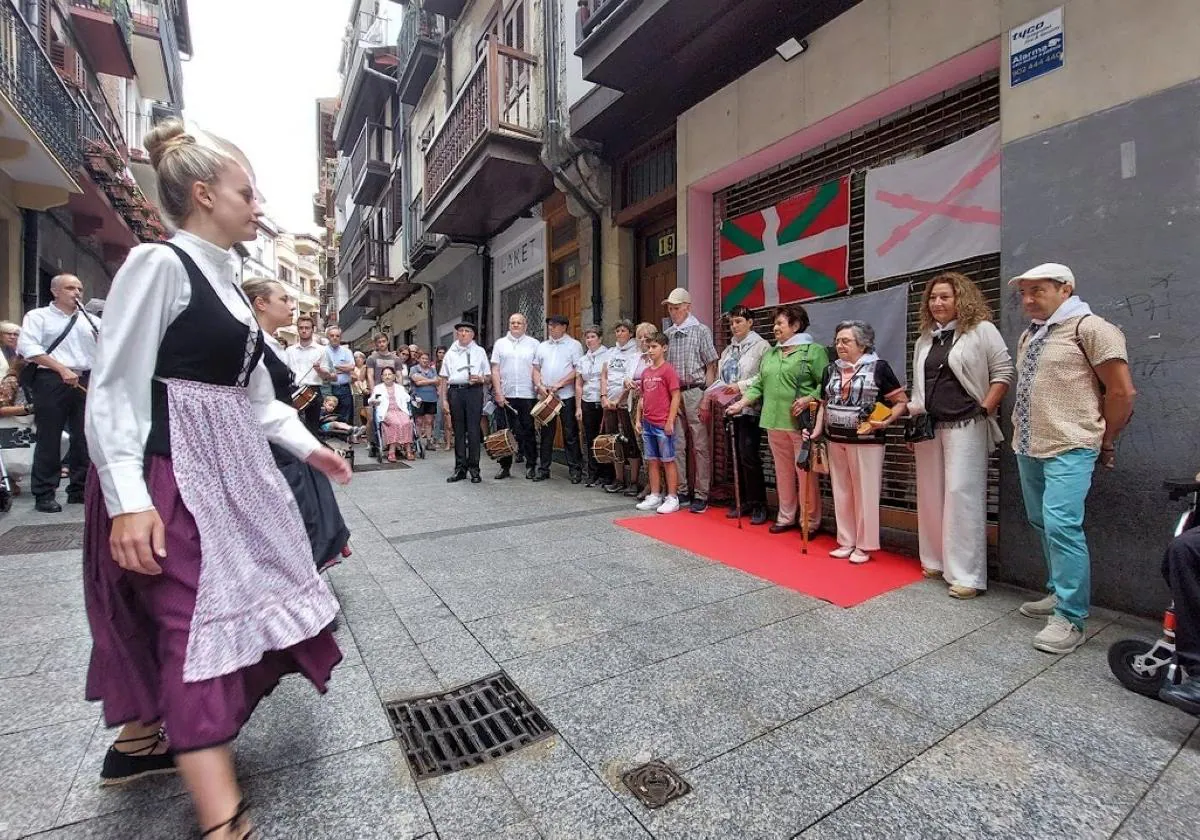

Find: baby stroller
<box><xmin>1106</xmin><ymin>475</ymin><xmax>1198</xmax><ymax>698</ymax></box>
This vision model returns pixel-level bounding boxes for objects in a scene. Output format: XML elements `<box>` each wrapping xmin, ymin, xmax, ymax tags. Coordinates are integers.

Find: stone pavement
<box><xmin>0</xmin><ymin>448</ymin><xmax>1196</xmax><ymax>839</ymax></box>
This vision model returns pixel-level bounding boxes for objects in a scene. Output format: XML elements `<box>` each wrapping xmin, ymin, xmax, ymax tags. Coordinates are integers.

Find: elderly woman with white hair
<box><xmin>810</xmin><ymin>320</ymin><xmax>907</xmax><ymax>564</ymax></box>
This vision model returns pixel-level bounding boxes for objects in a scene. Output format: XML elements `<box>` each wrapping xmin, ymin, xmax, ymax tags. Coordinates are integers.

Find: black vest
<box><xmin>262</xmin><ymin>342</ymin><xmax>295</xmax><ymax>403</ymax></box>
<box><xmin>145</xmin><ymin>242</ymin><xmax>264</xmax><ymax>455</ymax></box>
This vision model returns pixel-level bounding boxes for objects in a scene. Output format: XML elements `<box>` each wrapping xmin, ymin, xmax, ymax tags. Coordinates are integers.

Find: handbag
<box><xmin>904</xmin><ymin>412</ymin><xmax>935</xmax><ymax>444</ymax></box>
<box><xmin>18</xmin><ymin>313</ymin><xmax>78</xmax><ymax>399</ymax></box>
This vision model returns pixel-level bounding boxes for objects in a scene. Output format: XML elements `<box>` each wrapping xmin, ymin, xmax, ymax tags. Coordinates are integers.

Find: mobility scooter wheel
<box><xmin>1107</xmin><ymin>638</ymin><xmax>1169</xmax><ymax>698</ymax></box>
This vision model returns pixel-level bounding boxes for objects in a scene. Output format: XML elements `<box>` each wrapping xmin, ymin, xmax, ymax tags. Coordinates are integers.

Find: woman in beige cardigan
<box><xmin>909</xmin><ymin>272</ymin><xmax>1014</xmax><ymax>599</ymax></box>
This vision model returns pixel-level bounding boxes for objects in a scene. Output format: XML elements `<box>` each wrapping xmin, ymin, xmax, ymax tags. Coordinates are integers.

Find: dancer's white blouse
<box><xmin>86</xmin><ymin>230</ymin><xmax>318</xmax><ymax>517</ymax></box>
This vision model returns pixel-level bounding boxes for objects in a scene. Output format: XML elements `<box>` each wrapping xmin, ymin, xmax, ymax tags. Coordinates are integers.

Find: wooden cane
<box><xmin>727</xmin><ymin>416</ymin><xmax>742</xmax><ymax>530</ymax></box>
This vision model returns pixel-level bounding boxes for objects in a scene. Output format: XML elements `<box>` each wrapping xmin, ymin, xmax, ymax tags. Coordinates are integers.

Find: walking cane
<box><xmin>796</xmin><ymin>405</ymin><xmax>813</xmax><ymax>555</ymax></box>
<box><xmin>727</xmin><ymin>416</ymin><xmax>742</xmax><ymax>530</ymax></box>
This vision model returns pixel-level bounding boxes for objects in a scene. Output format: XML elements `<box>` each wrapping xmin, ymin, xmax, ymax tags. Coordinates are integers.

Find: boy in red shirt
<box><xmin>634</xmin><ymin>332</ymin><xmax>682</xmax><ymax>514</ymax></box>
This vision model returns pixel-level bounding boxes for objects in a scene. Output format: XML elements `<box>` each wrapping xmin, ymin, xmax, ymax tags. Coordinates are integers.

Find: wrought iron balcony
<box><xmin>348</xmin><ymin>121</ymin><xmax>390</xmax><ymax>207</ymax></box>
<box><xmin>397</xmin><ymin>4</ymin><xmax>441</xmax><ymax>107</ymax></box>
<box><xmin>0</xmin><ymin>2</ymin><xmax>82</xmax><ymax>173</ymax></box>
<box><xmin>68</xmin><ymin>0</ymin><xmax>135</xmax><ymax>78</ymax></box>
<box><xmin>348</xmin><ymin>236</ymin><xmax>388</xmax><ymax>299</ymax></box>
<box><xmin>407</xmin><ymin>193</ymin><xmax>438</xmax><ymax>272</ymax></box>
<box><xmin>422</xmin><ymin>40</ymin><xmax>551</xmax><ymax>238</ymax></box>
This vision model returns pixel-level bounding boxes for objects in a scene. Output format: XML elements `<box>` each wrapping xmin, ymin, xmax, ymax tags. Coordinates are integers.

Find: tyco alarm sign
<box><xmin>1010</xmin><ymin>7</ymin><xmax>1064</xmax><ymax>87</ymax></box>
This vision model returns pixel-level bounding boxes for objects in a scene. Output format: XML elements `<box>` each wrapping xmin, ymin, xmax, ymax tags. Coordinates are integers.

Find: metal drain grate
<box><xmin>623</xmin><ymin>761</ymin><xmax>692</xmax><ymax>809</ymax></box>
<box><xmin>385</xmin><ymin>671</ymin><xmax>555</xmax><ymax>780</ymax></box>
<box><xmin>0</xmin><ymin>523</ymin><xmax>85</xmax><ymax>555</ymax></box>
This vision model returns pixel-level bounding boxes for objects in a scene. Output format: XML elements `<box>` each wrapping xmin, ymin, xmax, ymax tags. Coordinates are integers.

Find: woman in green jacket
<box><xmin>727</xmin><ymin>304</ymin><xmax>828</xmax><ymax>535</ymax></box>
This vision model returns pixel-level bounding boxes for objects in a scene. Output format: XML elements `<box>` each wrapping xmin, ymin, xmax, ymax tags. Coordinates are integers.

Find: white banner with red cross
<box><xmin>864</xmin><ymin>123</ymin><xmax>1001</xmax><ymax>282</ymax></box>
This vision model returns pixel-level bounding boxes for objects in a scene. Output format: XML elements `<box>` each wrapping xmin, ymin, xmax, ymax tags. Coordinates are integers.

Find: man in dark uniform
<box><xmin>17</xmin><ymin>274</ymin><xmax>98</xmax><ymax>513</ymax></box>
<box><xmin>439</xmin><ymin>322</ymin><xmax>490</xmax><ymax>484</ymax></box>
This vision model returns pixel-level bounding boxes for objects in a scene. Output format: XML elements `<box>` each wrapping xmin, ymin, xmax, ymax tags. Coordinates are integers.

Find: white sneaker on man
<box><xmin>829</xmin><ymin>545</ymin><xmax>855</xmax><ymax>559</ymax></box>
<box><xmin>849</xmin><ymin>549</ymin><xmax>871</xmax><ymax>564</ymax></box>
<box><xmin>656</xmin><ymin>495</ymin><xmax>680</xmax><ymax>514</ymax></box>
<box><xmin>1033</xmin><ymin>615</ymin><xmax>1085</xmax><ymax>654</ymax></box>
<box><xmin>1020</xmin><ymin>593</ymin><xmax>1058</xmax><ymax>618</ymax></box>
<box><xmin>636</xmin><ymin>494</ymin><xmax>663</xmax><ymax>511</ymax></box>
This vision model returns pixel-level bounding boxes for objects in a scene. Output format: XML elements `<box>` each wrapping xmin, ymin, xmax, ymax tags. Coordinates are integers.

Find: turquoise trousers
<box><xmin>1016</xmin><ymin>448</ymin><xmax>1098</xmax><ymax>628</ymax></box>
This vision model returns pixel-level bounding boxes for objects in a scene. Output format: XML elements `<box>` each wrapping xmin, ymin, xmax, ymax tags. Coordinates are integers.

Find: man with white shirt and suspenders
<box><xmin>17</xmin><ymin>274</ymin><xmax>99</xmax><ymax>513</ymax></box>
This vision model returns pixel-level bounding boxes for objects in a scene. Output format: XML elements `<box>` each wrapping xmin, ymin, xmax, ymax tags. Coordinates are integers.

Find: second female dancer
<box><xmin>242</xmin><ymin>276</ymin><xmax>351</xmax><ymax>570</ymax></box>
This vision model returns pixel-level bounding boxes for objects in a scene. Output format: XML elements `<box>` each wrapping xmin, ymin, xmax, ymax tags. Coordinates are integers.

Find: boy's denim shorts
<box><xmin>641</xmin><ymin>421</ymin><xmax>675</xmax><ymax>461</ymax></box>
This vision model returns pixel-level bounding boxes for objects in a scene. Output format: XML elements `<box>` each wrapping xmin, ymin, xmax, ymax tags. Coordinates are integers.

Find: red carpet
<box><xmin>616</xmin><ymin>508</ymin><xmax>923</xmax><ymax>608</ymax></box>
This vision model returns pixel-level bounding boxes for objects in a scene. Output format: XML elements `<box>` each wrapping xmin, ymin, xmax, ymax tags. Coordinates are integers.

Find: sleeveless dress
<box><xmin>82</xmin><ymin>243</ymin><xmax>341</xmax><ymax>752</ymax></box>
<box><xmin>262</xmin><ymin>337</ymin><xmax>351</xmax><ymax>570</ymax></box>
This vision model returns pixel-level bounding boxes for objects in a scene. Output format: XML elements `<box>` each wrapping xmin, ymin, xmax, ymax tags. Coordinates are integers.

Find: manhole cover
<box><xmin>623</xmin><ymin>761</ymin><xmax>691</xmax><ymax>809</ymax></box>
<box><xmin>0</xmin><ymin>523</ymin><xmax>85</xmax><ymax>555</ymax></box>
<box><xmin>385</xmin><ymin>671</ymin><xmax>554</xmax><ymax>780</ymax></box>
<box><xmin>352</xmin><ymin>460</ymin><xmax>411</xmax><ymax>473</ymax></box>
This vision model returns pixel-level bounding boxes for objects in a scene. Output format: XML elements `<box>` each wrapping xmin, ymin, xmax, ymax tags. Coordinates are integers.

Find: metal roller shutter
<box><xmin>710</xmin><ymin>73</ymin><xmax>1002</xmax><ymax>531</ymax></box>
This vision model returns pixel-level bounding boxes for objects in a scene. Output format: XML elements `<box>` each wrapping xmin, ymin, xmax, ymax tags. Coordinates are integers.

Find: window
<box><xmin>278</xmin><ymin>266</ymin><xmax>294</xmax><ymax>285</ymax></box>
<box><xmin>418</xmin><ymin>117</ymin><xmax>435</xmax><ymax>152</ymax></box>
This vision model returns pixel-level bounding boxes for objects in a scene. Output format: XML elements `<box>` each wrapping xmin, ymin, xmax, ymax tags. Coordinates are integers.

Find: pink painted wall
<box><xmin>683</xmin><ymin>39</ymin><xmax>1002</xmax><ymax>329</ymax></box>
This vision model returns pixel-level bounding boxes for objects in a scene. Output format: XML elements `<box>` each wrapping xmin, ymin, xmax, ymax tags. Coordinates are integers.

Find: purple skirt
<box><xmin>82</xmin><ymin>456</ymin><xmax>342</xmax><ymax>753</ymax></box>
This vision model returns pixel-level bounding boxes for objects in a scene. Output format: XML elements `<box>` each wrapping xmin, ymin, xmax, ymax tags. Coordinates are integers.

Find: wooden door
<box><xmin>549</xmin><ymin>282</ymin><xmax>581</xmax><ymax>339</ymax></box>
<box><xmin>637</xmin><ymin>217</ymin><xmax>677</xmax><ymax>327</ymax></box>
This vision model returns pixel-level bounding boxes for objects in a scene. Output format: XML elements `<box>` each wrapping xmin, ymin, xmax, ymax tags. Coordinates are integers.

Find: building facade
<box><xmin>0</xmin><ymin>0</ymin><xmax>188</xmax><ymax>319</ymax></box>
<box><xmin>568</xmin><ymin>0</ymin><xmax>1200</xmax><ymax>616</ymax></box>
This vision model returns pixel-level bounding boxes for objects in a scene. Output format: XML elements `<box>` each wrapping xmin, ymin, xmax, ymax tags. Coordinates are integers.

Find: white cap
<box><xmin>663</xmin><ymin>287</ymin><xmax>692</xmax><ymax>305</ymax></box>
<box><xmin>1009</xmin><ymin>262</ymin><xmax>1076</xmax><ymax>288</ymax></box>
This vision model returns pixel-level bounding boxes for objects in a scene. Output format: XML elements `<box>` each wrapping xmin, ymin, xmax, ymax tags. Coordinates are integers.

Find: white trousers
<box><xmin>766</xmin><ymin>429</ymin><xmax>822</xmax><ymax>530</ymax></box>
<box><xmin>828</xmin><ymin>442</ymin><xmax>885</xmax><ymax>551</ymax></box>
<box><xmin>914</xmin><ymin>418</ymin><xmax>990</xmax><ymax>590</ymax></box>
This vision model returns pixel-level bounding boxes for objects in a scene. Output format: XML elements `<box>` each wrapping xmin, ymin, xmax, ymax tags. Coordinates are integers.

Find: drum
<box><xmin>591</xmin><ymin>433</ymin><xmax>623</xmax><ymax>464</ymax></box>
<box><xmin>531</xmin><ymin>393</ymin><xmax>563</xmax><ymax>428</ymax></box>
<box><xmin>291</xmin><ymin>384</ymin><xmax>318</xmax><ymax>411</ymax></box>
<box><xmin>483</xmin><ymin>429</ymin><xmax>517</xmax><ymax>461</ymax></box>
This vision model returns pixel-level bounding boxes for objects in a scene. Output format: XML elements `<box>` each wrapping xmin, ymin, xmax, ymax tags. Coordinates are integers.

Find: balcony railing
<box><xmin>576</xmin><ymin>0</ymin><xmax>625</xmax><ymax>44</ymax></box>
<box><xmin>424</xmin><ymin>39</ymin><xmax>538</xmax><ymax>204</ymax></box>
<box><xmin>71</xmin><ymin>49</ymin><xmax>126</xmax><ymax>150</ymax></box>
<box><xmin>348</xmin><ymin>120</ymin><xmax>389</xmax><ymax>205</ymax></box>
<box><xmin>348</xmin><ymin>236</ymin><xmax>388</xmax><ymax>298</ymax></box>
<box><xmin>339</xmin><ymin>204</ymin><xmax>363</xmax><ymax>264</ymax></box>
<box><xmin>0</xmin><ymin>2</ymin><xmax>82</xmax><ymax>173</ymax></box>
<box><xmin>398</xmin><ymin>4</ymin><xmax>441</xmax><ymax>70</ymax></box>
<box><xmin>407</xmin><ymin>193</ymin><xmax>436</xmax><ymax>264</ymax></box>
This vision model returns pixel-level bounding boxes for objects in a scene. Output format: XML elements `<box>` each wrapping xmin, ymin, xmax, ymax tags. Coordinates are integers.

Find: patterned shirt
<box><xmin>664</xmin><ymin>319</ymin><xmax>718</xmax><ymax>386</ymax></box>
<box><xmin>1012</xmin><ymin>314</ymin><xmax>1127</xmax><ymax>458</ymax></box>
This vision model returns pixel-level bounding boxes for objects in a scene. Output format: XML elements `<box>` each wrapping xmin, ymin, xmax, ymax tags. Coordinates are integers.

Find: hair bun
<box><xmin>144</xmin><ymin>120</ymin><xmax>195</xmax><ymax>169</ymax></box>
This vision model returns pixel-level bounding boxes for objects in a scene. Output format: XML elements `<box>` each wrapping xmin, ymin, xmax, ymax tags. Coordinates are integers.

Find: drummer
<box><xmin>575</xmin><ymin>325</ymin><xmax>611</xmax><ymax>488</ymax></box>
<box><xmin>532</xmin><ymin>314</ymin><xmax>583</xmax><ymax>482</ymax></box>
<box><xmin>490</xmin><ymin>313</ymin><xmax>539</xmax><ymax>480</ymax></box>
<box><xmin>600</xmin><ymin>319</ymin><xmax>643</xmax><ymax>496</ymax></box>
<box><xmin>439</xmin><ymin>321</ymin><xmax>490</xmax><ymax>483</ymax></box>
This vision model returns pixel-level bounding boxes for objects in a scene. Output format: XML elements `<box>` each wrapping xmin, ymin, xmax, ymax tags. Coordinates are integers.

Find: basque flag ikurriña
<box><xmin>719</xmin><ymin>176</ymin><xmax>850</xmax><ymax>311</ymax></box>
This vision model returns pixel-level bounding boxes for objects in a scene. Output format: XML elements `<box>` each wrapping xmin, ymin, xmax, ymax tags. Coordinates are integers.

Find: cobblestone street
<box><xmin>1</xmin><ymin>450</ymin><xmax>1197</xmax><ymax>839</ymax></box>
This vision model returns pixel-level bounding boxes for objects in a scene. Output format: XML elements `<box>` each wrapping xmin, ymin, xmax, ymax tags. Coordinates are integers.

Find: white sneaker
<box><xmin>656</xmin><ymin>495</ymin><xmax>680</xmax><ymax>514</ymax></box>
<box><xmin>1033</xmin><ymin>614</ymin><xmax>1085</xmax><ymax>654</ymax></box>
<box><xmin>829</xmin><ymin>545</ymin><xmax>855</xmax><ymax>559</ymax></box>
<box><xmin>849</xmin><ymin>549</ymin><xmax>871</xmax><ymax>564</ymax></box>
<box><xmin>636</xmin><ymin>494</ymin><xmax>663</xmax><ymax>511</ymax></box>
<box><xmin>1020</xmin><ymin>593</ymin><xmax>1058</xmax><ymax>618</ymax></box>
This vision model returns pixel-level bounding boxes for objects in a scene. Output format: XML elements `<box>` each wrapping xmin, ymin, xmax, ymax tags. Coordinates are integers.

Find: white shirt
<box><xmin>85</xmin><ymin>230</ymin><xmax>318</xmax><ymax>517</ymax></box>
<box><xmin>286</xmin><ymin>340</ymin><xmax>325</xmax><ymax>387</ymax></box>
<box><xmin>602</xmin><ymin>339</ymin><xmax>641</xmax><ymax>404</ymax></box>
<box><xmin>490</xmin><ymin>332</ymin><xmax>539</xmax><ymax>399</ymax></box>
<box><xmin>439</xmin><ymin>341</ymin><xmax>489</xmax><ymax>384</ymax></box>
<box><xmin>17</xmin><ymin>301</ymin><xmax>99</xmax><ymax>371</ymax></box>
<box><xmin>534</xmin><ymin>334</ymin><xmax>583</xmax><ymax>400</ymax></box>
<box><xmin>575</xmin><ymin>346</ymin><xmax>609</xmax><ymax>403</ymax></box>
